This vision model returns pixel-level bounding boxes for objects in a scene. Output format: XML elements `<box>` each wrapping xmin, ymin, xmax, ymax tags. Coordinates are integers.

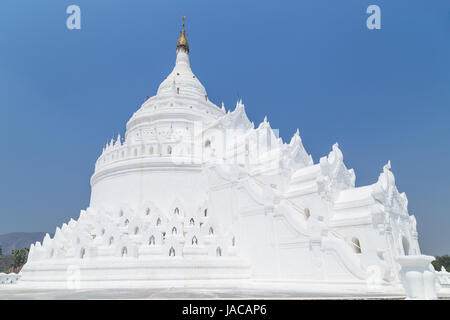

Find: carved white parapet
<box><xmin>0</xmin><ymin>273</ymin><xmax>21</xmax><ymax>285</ymax></box>
<box><xmin>435</xmin><ymin>266</ymin><xmax>450</xmax><ymax>288</ymax></box>
<box><xmin>396</xmin><ymin>255</ymin><xmax>436</xmax><ymax>300</ymax></box>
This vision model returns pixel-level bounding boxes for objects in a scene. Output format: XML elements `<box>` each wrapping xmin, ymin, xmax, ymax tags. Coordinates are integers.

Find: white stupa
<box><xmin>17</xmin><ymin>18</ymin><xmax>430</xmax><ymax>295</ymax></box>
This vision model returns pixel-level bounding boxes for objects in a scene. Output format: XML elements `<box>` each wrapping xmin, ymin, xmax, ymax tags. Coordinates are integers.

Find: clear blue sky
<box><xmin>0</xmin><ymin>0</ymin><xmax>449</xmax><ymax>255</ymax></box>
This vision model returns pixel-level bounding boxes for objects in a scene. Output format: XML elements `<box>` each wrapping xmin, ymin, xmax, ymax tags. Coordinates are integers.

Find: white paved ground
<box><xmin>0</xmin><ymin>288</ymin><xmax>402</xmax><ymax>300</ymax></box>
<box><xmin>1</xmin><ymin>283</ymin><xmax>448</xmax><ymax>300</ymax></box>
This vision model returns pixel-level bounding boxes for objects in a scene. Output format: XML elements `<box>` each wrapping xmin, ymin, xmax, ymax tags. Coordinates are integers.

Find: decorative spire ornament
<box><xmin>176</xmin><ymin>14</ymin><xmax>189</xmax><ymax>53</ymax></box>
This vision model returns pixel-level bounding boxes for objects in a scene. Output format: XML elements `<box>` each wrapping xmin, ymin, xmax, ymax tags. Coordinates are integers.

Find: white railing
<box><xmin>0</xmin><ymin>273</ymin><xmax>20</xmax><ymax>285</ymax></box>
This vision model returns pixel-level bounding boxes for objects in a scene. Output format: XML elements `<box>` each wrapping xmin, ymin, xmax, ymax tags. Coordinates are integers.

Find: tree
<box><xmin>432</xmin><ymin>255</ymin><xmax>450</xmax><ymax>272</ymax></box>
<box><xmin>11</xmin><ymin>248</ymin><xmax>29</xmax><ymax>270</ymax></box>
<box><xmin>0</xmin><ymin>245</ymin><xmax>2</xmax><ymax>256</ymax></box>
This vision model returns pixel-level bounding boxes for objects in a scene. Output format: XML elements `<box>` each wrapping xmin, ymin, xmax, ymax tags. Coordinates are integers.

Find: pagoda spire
<box><xmin>176</xmin><ymin>14</ymin><xmax>189</xmax><ymax>53</ymax></box>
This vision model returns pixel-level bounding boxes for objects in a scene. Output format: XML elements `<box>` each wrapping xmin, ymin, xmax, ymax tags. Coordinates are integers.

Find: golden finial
<box><xmin>177</xmin><ymin>13</ymin><xmax>189</xmax><ymax>53</ymax></box>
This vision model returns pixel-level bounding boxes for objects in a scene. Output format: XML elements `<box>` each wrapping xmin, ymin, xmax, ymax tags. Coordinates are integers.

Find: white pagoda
<box><xmin>18</xmin><ymin>18</ymin><xmax>427</xmax><ymax>295</ymax></box>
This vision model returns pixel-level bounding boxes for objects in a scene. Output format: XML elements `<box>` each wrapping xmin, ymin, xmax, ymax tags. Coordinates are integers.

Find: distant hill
<box><xmin>0</xmin><ymin>232</ymin><xmax>52</xmax><ymax>254</ymax></box>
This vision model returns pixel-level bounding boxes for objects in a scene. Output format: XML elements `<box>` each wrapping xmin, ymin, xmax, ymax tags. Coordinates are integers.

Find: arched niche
<box><xmin>351</xmin><ymin>237</ymin><xmax>362</xmax><ymax>254</ymax></box>
<box><xmin>402</xmin><ymin>236</ymin><xmax>410</xmax><ymax>256</ymax></box>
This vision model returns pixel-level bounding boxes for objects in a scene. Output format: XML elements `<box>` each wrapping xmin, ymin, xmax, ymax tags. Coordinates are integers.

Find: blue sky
<box><xmin>0</xmin><ymin>0</ymin><xmax>449</xmax><ymax>255</ymax></box>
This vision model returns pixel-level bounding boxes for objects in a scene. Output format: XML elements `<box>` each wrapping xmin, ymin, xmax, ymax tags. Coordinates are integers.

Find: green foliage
<box><xmin>0</xmin><ymin>245</ymin><xmax>2</xmax><ymax>256</ymax></box>
<box><xmin>0</xmin><ymin>255</ymin><xmax>14</xmax><ymax>273</ymax></box>
<box><xmin>11</xmin><ymin>248</ymin><xmax>29</xmax><ymax>269</ymax></box>
<box><xmin>432</xmin><ymin>255</ymin><xmax>450</xmax><ymax>272</ymax></box>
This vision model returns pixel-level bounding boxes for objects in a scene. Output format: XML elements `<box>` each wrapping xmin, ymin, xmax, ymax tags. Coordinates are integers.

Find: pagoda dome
<box><xmin>156</xmin><ymin>51</ymin><xmax>207</xmax><ymax>98</ymax></box>
<box><xmin>157</xmin><ymin>15</ymin><xmax>207</xmax><ymax>100</ymax></box>
<box><xmin>157</xmin><ymin>14</ymin><xmax>206</xmax><ymax>98</ymax></box>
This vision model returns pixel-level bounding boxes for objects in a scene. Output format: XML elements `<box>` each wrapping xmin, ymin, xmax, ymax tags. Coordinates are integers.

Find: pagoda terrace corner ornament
<box><xmin>6</xmin><ymin>17</ymin><xmax>447</xmax><ymax>299</ymax></box>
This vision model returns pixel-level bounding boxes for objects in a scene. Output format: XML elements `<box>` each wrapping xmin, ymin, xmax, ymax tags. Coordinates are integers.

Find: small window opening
<box><xmin>304</xmin><ymin>208</ymin><xmax>311</xmax><ymax>219</ymax></box>
<box><xmin>402</xmin><ymin>236</ymin><xmax>410</xmax><ymax>256</ymax></box>
<box><xmin>351</xmin><ymin>237</ymin><xmax>362</xmax><ymax>254</ymax></box>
